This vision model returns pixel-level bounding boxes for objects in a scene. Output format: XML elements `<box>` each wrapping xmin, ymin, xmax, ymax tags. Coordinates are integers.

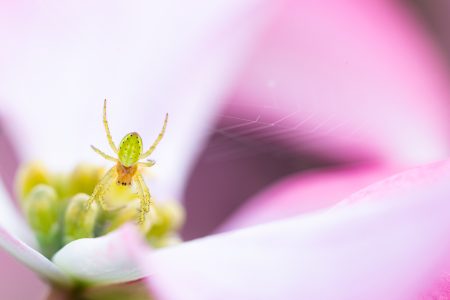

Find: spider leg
<box><xmin>140</xmin><ymin>113</ymin><xmax>168</xmax><ymax>159</ymax></box>
<box><xmin>91</xmin><ymin>145</ymin><xmax>118</xmax><ymax>162</ymax></box>
<box><xmin>134</xmin><ymin>172</ymin><xmax>152</xmax><ymax>224</ymax></box>
<box><xmin>86</xmin><ymin>166</ymin><xmax>116</xmax><ymax>211</ymax></box>
<box><xmin>138</xmin><ymin>159</ymin><xmax>155</xmax><ymax>168</ymax></box>
<box><xmin>103</xmin><ymin>99</ymin><xmax>119</xmax><ymax>154</ymax></box>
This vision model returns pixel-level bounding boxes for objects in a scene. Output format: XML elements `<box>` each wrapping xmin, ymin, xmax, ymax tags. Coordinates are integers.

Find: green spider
<box><xmin>86</xmin><ymin>99</ymin><xmax>168</xmax><ymax>223</ymax></box>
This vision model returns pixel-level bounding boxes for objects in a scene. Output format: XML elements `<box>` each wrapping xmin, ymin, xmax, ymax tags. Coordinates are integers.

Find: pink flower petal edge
<box><xmin>144</xmin><ymin>159</ymin><xmax>450</xmax><ymax>300</ymax></box>
<box><xmin>220</xmin><ymin>164</ymin><xmax>400</xmax><ymax>231</ymax></box>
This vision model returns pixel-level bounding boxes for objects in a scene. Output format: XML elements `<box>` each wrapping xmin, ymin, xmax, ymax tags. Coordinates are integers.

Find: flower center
<box><xmin>16</xmin><ymin>162</ymin><xmax>185</xmax><ymax>258</ymax></box>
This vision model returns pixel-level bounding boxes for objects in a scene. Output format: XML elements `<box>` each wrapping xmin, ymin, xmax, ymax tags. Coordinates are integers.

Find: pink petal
<box><xmin>220</xmin><ymin>164</ymin><xmax>400</xmax><ymax>231</ymax></box>
<box><xmin>146</xmin><ymin>160</ymin><xmax>450</xmax><ymax>299</ymax></box>
<box><xmin>227</xmin><ymin>0</ymin><xmax>450</xmax><ymax>164</ymax></box>
<box><xmin>0</xmin><ymin>250</ymin><xmax>48</xmax><ymax>300</ymax></box>
<box><xmin>0</xmin><ymin>0</ymin><xmax>278</xmax><ymax>201</ymax></box>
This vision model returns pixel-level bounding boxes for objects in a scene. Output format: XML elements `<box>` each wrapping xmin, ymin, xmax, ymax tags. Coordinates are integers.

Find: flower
<box><xmin>1</xmin><ymin>0</ymin><xmax>450</xmax><ymax>300</ymax></box>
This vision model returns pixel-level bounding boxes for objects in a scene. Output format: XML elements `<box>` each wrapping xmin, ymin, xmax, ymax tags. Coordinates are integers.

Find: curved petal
<box><xmin>146</xmin><ymin>159</ymin><xmax>450</xmax><ymax>300</ymax></box>
<box><xmin>0</xmin><ymin>168</ymin><xmax>36</xmax><ymax>247</ymax></box>
<box><xmin>220</xmin><ymin>164</ymin><xmax>399</xmax><ymax>231</ymax></box>
<box><xmin>0</xmin><ymin>0</ymin><xmax>278</xmax><ymax>200</ymax></box>
<box><xmin>0</xmin><ymin>115</ymin><xmax>19</xmax><ymax>196</ymax></box>
<box><xmin>0</xmin><ymin>161</ymin><xmax>53</xmax><ymax>297</ymax></box>
<box><xmin>0</xmin><ymin>226</ymin><xmax>71</xmax><ymax>286</ymax></box>
<box><xmin>0</xmin><ymin>115</ymin><xmax>35</xmax><ymax>247</ymax></box>
<box><xmin>52</xmin><ymin>224</ymin><xmax>148</xmax><ymax>285</ymax></box>
<box><xmin>227</xmin><ymin>0</ymin><xmax>450</xmax><ymax>165</ymax></box>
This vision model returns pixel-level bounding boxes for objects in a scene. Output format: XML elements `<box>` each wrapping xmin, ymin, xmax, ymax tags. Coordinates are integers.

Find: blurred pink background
<box><xmin>1</xmin><ymin>0</ymin><xmax>450</xmax><ymax>299</ymax></box>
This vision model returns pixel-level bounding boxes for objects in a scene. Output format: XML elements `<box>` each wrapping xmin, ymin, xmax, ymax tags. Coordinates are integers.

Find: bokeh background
<box><xmin>185</xmin><ymin>0</ymin><xmax>450</xmax><ymax>238</ymax></box>
<box><xmin>1</xmin><ymin>0</ymin><xmax>450</xmax><ymax>299</ymax></box>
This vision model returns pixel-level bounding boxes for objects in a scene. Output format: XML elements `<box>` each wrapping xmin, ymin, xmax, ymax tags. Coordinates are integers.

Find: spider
<box><xmin>86</xmin><ymin>99</ymin><xmax>168</xmax><ymax>224</ymax></box>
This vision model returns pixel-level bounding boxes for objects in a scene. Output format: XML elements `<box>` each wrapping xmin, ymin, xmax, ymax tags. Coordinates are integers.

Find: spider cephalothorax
<box><xmin>86</xmin><ymin>99</ymin><xmax>168</xmax><ymax>223</ymax></box>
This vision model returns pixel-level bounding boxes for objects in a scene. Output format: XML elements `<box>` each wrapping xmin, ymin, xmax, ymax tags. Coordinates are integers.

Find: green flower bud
<box><xmin>105</xmin><ymin>200</ymin><xmax>152</xmax><ymax>234</ymax></box>
<box><xmin>49</xmin><ymin>172</ymin><xmax>70</xmax><ymax>200</ymax></box>
<box><xmin>24</xmin><ymin>184</ymin><xmax>60</xmax><ymax>258</ymax></box>
<box><xmin>64</xmin><ymin>193</ymin><xmax>99</xmax><ymax>245</ymax></box>
<box><xmin>67</xmin><ymin>164</ymin><xmax>104</xmax><ymax>197</ymax></box>
<box><xmin>104</xmin><ymin>182</ymin><xmax>137</xmax><ymax>207</ymax></box>
<box><xmin>147</xmin><ymin>234</ymin><xmax>182</xmax><ymax>249</ymax></box>
<box><xmin>16</xmin><ymin>162</ymin><xmax>50</xmax><ymax>203</ymax></box>
<box><xmin>147</xmin><ymin>201</ymin><xmax>185</xmax><ymax>238</ymax></box>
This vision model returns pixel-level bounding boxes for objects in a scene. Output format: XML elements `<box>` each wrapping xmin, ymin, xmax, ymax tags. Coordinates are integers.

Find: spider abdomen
<box><xmin>118</xmin><ymin>132</ymin><xmax>143</xmax><ymax>167</ymax></box>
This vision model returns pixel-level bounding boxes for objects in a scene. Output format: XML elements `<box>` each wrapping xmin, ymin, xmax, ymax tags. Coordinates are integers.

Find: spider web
<box><xmin>203</xmin><ymin>100</ymin><xmax>367</xmax><ymax>163</ymax></box>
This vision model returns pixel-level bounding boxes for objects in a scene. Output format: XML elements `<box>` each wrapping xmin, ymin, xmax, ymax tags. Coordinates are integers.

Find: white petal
<box><xmin>0</xmin><ymin>225</ymin><xmax>71</xmax><ymax>286</ymax></box>
<box><xmin>0</xmin><ymin>0</ymin><xmax>276</xmax><ymax>200</ymax></box>
<box><xmin>147</xmin><ymin>160</ymin><xmax>450</xmax><ymax>300</ymax></box>
<box><xmin>0</xmin><ymin>177</ymin><xmax>36</xmax><ymax>247</ymax></box>
<box><xmin>53</xmin><ymin>224</ymin><xmax>147</xmax><ymax>285</ymax></box>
